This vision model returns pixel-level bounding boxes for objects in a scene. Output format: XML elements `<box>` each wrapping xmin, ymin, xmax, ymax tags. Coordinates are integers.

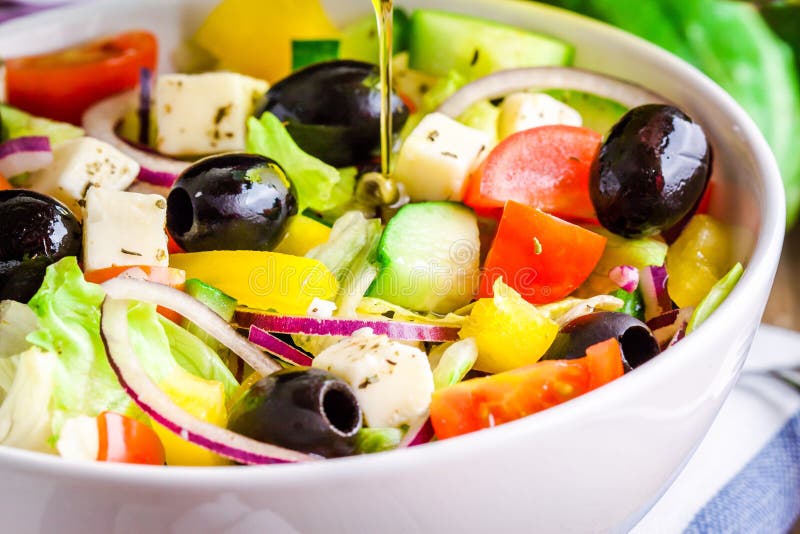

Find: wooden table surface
<box><xmin>763</xmin><ymin>223</ymin><xmax>800</xmax><ymax>331</ymax></box>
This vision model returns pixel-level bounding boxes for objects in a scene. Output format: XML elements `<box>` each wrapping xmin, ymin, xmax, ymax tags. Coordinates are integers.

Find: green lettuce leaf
<box><xmin>27</xmin><ymin>257</ymin><xmax>140</xmax><ymax>434</ymax></box>
<box><xmin>354</xmin><ymin>427</ymin><xmax>403</xmax><ymax>454</ymax></box>
<box><xmin>246</xmin><ymin>112</ymin><xmax>354</xmax><ymax>213</ymax></box>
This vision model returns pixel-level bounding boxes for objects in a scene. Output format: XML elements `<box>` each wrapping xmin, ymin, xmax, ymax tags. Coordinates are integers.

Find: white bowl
<box><xmin>0</xmin><ymin>1</ymin><xmax>785</xmax><ymax>532</ymax></box>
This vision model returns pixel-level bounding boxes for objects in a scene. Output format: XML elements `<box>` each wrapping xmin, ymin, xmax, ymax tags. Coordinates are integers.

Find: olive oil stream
<box><xmin>372</xmin><ymin>0</ymin><xmax>394</xmax><ymax>176</ymax></box>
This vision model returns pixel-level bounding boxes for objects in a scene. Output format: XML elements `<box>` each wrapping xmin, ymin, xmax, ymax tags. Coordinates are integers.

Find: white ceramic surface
<box><xmin>0</xmin><ymin>1</ymin><xmax>785</xmax><ymax>533</ymax></box>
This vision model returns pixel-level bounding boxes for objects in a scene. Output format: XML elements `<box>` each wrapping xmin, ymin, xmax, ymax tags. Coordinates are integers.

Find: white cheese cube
<box><xmin>393</xmin><ymin>112</ymin><xmax>489</xmax><ymax>202</ymax></box>
<box><xmin>498</xmin><ymin>92</ymin><xmax>582</xmax><ymax>140</ymax></box>
<box><xmin>30</xmin><ymin>137</ymin><xmax>139</xmax><ymax>216</ymax></box>
<box><xmin>313</xmin><ymin>328</ymin><xmax>434</xmax><ymax>428</ymax></box>
<box><xmin>82</xmin><ymin>187</ymin><xmax>169</xmax><ymax>272</ymax></box>
<box><xmin>154</xmin><ymin>72</ymin><xmax>268</xmax><ymax>156</ymax></box>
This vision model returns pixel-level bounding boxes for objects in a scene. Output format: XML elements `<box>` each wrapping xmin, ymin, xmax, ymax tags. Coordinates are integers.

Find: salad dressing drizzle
<box><xmin>372</xmin><ymin>0</ymin><xmax>394</xmax><ymax>175</ymax></box>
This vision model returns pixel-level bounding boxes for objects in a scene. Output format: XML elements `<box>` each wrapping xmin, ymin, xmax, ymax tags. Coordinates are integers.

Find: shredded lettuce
<box><xmin>432</xmin><ymin>338</ymin><xmax>478</xmax><ymax>390</ymax></box>
<box><xmin>0</xmin><ymin>104</ymin><xmax>84</xmax><ymax>145</ymax></box>
<box><xmin>246</xmin><ymin>112</ymin><xmax>354</xmax><ymax>213</ymax></box>
<box><xmin>0</xmin><ymin>300</ymin><xmax>38</xmax><ymax>358</ymax></box>
<box><xmin>687</xmin><ymin>262</ymin><xmax>744</xmax><ymax>333</ymax></box>
<box><xmin>357</xmin><ymin>297</ymin><xmax>467</xmax><ymax>327</ymax></box>
<box><xmin>611</xmin><ymin>288</ymin><xmax>645</xmax><ymax>321</ymax></box>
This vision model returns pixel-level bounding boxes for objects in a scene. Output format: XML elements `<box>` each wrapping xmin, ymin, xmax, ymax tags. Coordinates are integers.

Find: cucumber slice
<box><xmin>543</xmin><ymin>89</ymin><xmax>628</xmax><ymax>137</ymax></box>
<box><xmin>183</xmin><ymin>278</ymin><xmax>238</xmax><ymax>352</ymax></box>
<box><xmin>292</xmin><ymin>40</ymin><xmax>340</xmax><ymax>71</ymax></box>
<box><xmin>368</xmin><ymin>202</ymin><xmax>479</xmax><ymax>314</ymax></box>
<box><xmin>0</xmin><ymin>104</ymin><xmax>83</xmax><ymax>145</ymax></box>
<box><xmin>339</xmin><ymin>8</ymin><xmax>410</xmax><ymax>64</ymax></box>
<box><xmin>408</xmin><ymin>10</ymin><xmax>573</xmax><ymax>80</ymax></box>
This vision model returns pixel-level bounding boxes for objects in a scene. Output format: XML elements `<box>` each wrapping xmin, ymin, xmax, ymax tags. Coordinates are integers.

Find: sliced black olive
<box><xmin>589</xmin><ymin>104</ymin><xmax>711</xmax><ymax>238</ymax></box>
<box><xmin>542</xmin><ymin>311</ymin><xmax>660</xmax><ymax>370</ymax></box>
<box><xmin>0</xmin><ymin>190</ymin><xmax>82</xmax><ymax>302</ymax></box>
<box><xmin>228</xmin><ymin>367</ymin><xmax>362</xmax><ymax>458</ymax></box>
<box><xmin>255</xmin><ymin>60</ymin><xmax>409</xmax><ymax>167</ymax></box>
<box><xmin>166</xmin><ymin>153</ymin><xmax>297</xmax><ymax>252</ymax></box>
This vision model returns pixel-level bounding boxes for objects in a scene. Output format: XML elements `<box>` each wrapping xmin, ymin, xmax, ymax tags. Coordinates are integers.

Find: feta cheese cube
<box><xmin>313</xmin><ymin>329</ymin><xmax>434</xmax><ymax>428</ymax></box>
<box><xmin>30</xmin><ymin>137</ymin><xmax>139</xmax><ymax>216</ymax></box>
<box><xmin>154</xmin><ymin>72</ymin><xmax>268</xmax><ymax>156</ymax></box>
<box><xmin>82</xmin><ymin>187</ymin><xmax>169</xmax><ymax>272</ymax></box>
<box><xmin>393</xmin><ymin>112</ymin><xmax>489</xmax><ymax>202</ymax></box>
<box><xmin>497</xmin><ymin>92</ymin><xmax>582</xmax><ymax>140</ymax></box>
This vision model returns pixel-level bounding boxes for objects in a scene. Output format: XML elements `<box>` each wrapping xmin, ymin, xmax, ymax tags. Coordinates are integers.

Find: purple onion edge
<box><xmin>0</xmin><ymin>135</ymin><xmax>51</xmax><ymax>159</ymax></box>
<box><xmin>249</xmin><ymin>325</ymin><xmax>313</xmax><ymax>366</ymax></box>
<box><xmin>250</xmin><ymin>314</ymin><xmax>459</xmax><ymax>342</ymax></box>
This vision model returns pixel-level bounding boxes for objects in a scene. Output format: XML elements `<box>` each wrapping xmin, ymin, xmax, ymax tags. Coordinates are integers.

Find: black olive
<box><xmin>228</xmin><ymin>367</ymin><xmax>362</xmax><ymax>458</ymax></box>
<box><xmin>166</xmin><ymin>153</ymin><xmax>297</xmax><ymax>252</ymax></box>
<box><xmin>589</xmin><ymin>104</ymin><xmax>711</xmax><ymax>238</ymax></box>
<box><xmin>255</xmin><ymin>60</ymin><xmax>409</xmax><ymax>167</ymax></box>
<box><xmin>0</xmin><ymin>190</ymin><xmax>82</xmax><ymax>302</ymax></box>
<box><xmin>542</xmin><ymin>311</ymin><xmax>660</xmax><ymax>370</ymax></box>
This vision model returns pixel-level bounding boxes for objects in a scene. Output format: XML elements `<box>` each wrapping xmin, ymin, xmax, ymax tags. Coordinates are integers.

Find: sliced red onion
<box><xmin>437</xmin><ymin>67</ymin><xmax>668</xmax><ymax>119</ymax></box>
<box><xmin>249</xmin><ymin>326</ymin><xmax>313</xmax><ymax>367</ymax></box>
<box><xmin>398</xmin><ymin>416</ymin><xmax>435</xmax><ymax>448</ymax></box>
<box><xmin>239</xmin><ymin>312</ymin><xmax>460</xmax><ymax>342</ymax></box>
<box><xmin>101</xmin><ymin>278</ymin><xmax>280</xmax><ymax>376</ymax></box>
<box><xmin>0</xmin><ymin>136</ymin><xmax>52</xmax><ymax>177</ymax></box>
<box><xmin>137</xmin><ymin>166</ymin><xmax>178</xmax><ymax>188</ymax></box>
<box><xmin>639</xmin><ymin>265</ymin><xmax>672</xmax><ymax>321</ymax></box>
<box><xmin>138</xmin><ymin>68</ymin><xmax>153</xmax><ymax>146</ymax></box>
<box><xmin>647</xmin><ymin>307</ymin><xmax>693</xmax><ymax>349</ymax></box>
<box><xmin>609</xmin><ymin>265</ymin><xmax>639</xmax><ymax>293</ymax></box>
<box><xmin>100</xmin><ymin>297</ymin><xmax>314</xmax><ymax>465</ymax></box>
<box><xmin>82</xmin><ymin>90</ymin><xmax>189</xmax><ymax>182</ymax></box>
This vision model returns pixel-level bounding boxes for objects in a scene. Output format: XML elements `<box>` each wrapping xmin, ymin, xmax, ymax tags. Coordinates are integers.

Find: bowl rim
<box><xmin>0</xmin><ymin>0</ymin><xmax>786</xmax><ymax>486</ymax></box>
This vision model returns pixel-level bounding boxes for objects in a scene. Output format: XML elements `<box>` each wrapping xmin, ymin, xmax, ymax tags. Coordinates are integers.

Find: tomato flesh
<box><xmin>465</xmin><ymin>125</ymin><xmax>602</xmax><ymax>222</ymax></box>
<box><xmin>430</xmin><ymin>339</ymin><xmax>623</xmax><ymax>439</ymax></box>
<box><xmin>6</xmin><ymin>31</ymin><xmax>157</xmax><ymax>124</ymax></box>
<box><xmin>0</xmin><ymin>173</ymin><xmax>11</xmax><ymax>191</ymax></box>
<box><xmin>97</xmin><ymin>412</ymin><xmax>165</xmax><ymax>465</ymax></box>
<box><xmin>480</xmin><ymin>201</ymin><xmax>606</xmax><ymax>304</ymax></box>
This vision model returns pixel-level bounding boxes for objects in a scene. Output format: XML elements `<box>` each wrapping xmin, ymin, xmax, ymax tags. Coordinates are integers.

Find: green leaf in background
<box><xmin>538</xmin><ymin>0</ymin><xmax>800</xmax><ymax>225</ymax></box>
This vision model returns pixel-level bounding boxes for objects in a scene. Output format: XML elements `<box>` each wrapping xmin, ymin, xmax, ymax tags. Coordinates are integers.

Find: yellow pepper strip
<box><xmin>170</xmin><ymin>251</ymin><xmax>338</xmax><ymax>315</ymax></box>
<box><xmin>153</xmin><ymin>370</ymin><xmax>230</xmax><ymax>466</ymax></box>
<box><xmin>459</xmin><ymin>278</ymin><xmax>558</xmax><ymax>374</ymax></box>
<box><xmin>194</xmin><ymin>0</ymin><xmax>339</xmax><ymax>83</ymax></box>
<box><xmin>273</xmin><ymin>215</ymin><xmax>332</xmax><ymax>257</ymax></box>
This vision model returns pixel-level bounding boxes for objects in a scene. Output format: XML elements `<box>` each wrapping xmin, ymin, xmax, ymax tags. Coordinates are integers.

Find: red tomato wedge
<box><xmin>6</xmin><ymin>31</ymin><xmax>157</xmax><ymax>124</ymax></box>
<box><xmin>430</xmin><ymin>339</ymin><xmax>623</xmax><ymax>440</ymax></box>
<box><xmin>84</xmin><ymin>265</ymin><xmax>186</xmax><ymax>322</ymax></box>
<box><xmin>97</xmin><ymin>412</ymin><xmax>165</xmax><ymax>465</ymax></box>
<box><xmin>0</xmin><ymin>173</ymin><xmax>11</xmax><ymax>191</ymax></box>
<box><xmin>465</xmin><ymin>125</ymin><xmax>602</xmax><ymax>222</ymax></box>
<box><xmin>480</xmin><ymin>201</ymin><xmax>606</xmax><ymax>304</ymax></box>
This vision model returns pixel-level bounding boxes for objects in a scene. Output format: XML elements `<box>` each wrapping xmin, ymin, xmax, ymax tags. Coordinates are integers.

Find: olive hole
<box><xmin>619</xmin><ymin>326</ymin><xmax>661</xmax><ymax>369</ymax></box>
<box><xmin>166</xmin><ymin>188</ymin><xmax>194</xmax><ymax>237</ymax></box>
<box><xmin>321</xmin><ymin>385</ymin><xmax>361</xmax><ymax>437</ymax></box>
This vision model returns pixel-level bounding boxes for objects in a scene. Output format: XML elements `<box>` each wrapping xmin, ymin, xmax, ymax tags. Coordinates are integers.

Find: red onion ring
<box><xmin>248</xmin><ymin>326</ymin><xmax>314</xmax><ymax>367</ymax></box>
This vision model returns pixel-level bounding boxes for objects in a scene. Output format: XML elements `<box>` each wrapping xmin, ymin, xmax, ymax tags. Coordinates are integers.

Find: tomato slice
<box><xmin>430</xmin><ymin>338</ymin><xmax>624</xmax><ymax>439</ymax></box>
<box><xmin>0</xmin><ymin>173</ymin><xmax>11</xmax><ymax>191</ymax></box>
<box><xmin>96</xmin><ymin>412</ymin><xmax>165</xmax><ymax>465</ymax></box>
<box><xmin>84</xmin><ymin>265</ymin><xmax>186</xmax><ymax>322</ymax></box>
<box><xmin>480</xmin><ymin>201</ymin><xmax>606</xmax><ymax>304</ymax></box>
<box><xmin>465</xmin><ymin>125</ymin><xmax>602</xmax><ymax>222</ymax></box>
<box><xmin>6</xmin><ymin>31</ymin><xmax>157</xmax><ymax>124</ymax></box>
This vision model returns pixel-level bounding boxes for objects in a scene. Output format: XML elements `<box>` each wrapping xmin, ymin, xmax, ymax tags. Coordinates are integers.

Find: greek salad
<box><xmin>0</xmin><ymin>0</ymin><xmax>743</xmax><ymax>466</ymax></box>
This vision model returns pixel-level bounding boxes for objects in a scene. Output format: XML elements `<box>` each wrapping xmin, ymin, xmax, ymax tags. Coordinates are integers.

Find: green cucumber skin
<box><xmin>408</xmin><ymin>10</ymin><xmax>573</xmax><ymax>79</ymax></box>
<box><xmin>339</xmin><ymin>8</ymin><xmax>411</xmax><ymax>64</ymax></box>
<box><xmin>369</xmin><ymin>202</ymin><xmax>480</xmax><ymax>314</ymax></box>
<box><xmin>184</xmin><ymin>278</ymin><xmax>237</xmax><ymax>321</ymax></box>
<box><xmin>543</xmin><ymin>89</ymin><xmax>628</xmax><ymax>137</ymax></box>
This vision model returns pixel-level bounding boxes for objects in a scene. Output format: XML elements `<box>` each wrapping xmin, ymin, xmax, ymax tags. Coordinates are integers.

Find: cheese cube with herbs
<box><xmin>154</xmin><ymin>72</ymin><xmax>268</xmax><ymax>156</ymax></box>
<box><xmin>312</xmin><ymin>329</ymin><xmax>434</xmax><ymax>428</ymax></box>
<box><xmin>30</xmin><ymin>137</ymin><xmax>139</xmax><ymax>216</ymax></box>
<box><xmin>497</xmin><ymin>92</ymin><xmax>582</xmax><ymax>140</ymax></box>
<box><xmin>393</xmin><ymin>112</ymin><xmax>489</xmax><ymax>202</ymax></box>
<box><xmin>82</xmin><ymin>187</ymin><xmax>169</xmax><ymax>272</ymax></box>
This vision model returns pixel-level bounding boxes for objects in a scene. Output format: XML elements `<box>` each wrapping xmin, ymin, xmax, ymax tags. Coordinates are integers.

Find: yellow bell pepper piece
<box><xmin>169</xmin><ymin>251</ymin><xmax>338</xmax><ymax>315</ymax></box>
<box><xmin>153</xmin><ymin>370</ymin><xmax>230</xmax><ymax>466</ymax></box>
<box><xmin>666</xmin><ymin>215</ymin><xmax>735</xmax><ymax>309</ymax></box>
<box><xmin>194</xmin><ymin>0</ymin><xmax>339</xmax><ymax>83</ymax></box>
<box><xmin>273</xmin><ymin>215</ymin><xmax>332</xmax><ymax>257</ymax></box>
<box><xmin>459</xmin><ymin>278</ymin><xmax>558</xmax><ymax>374</ymax></box>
